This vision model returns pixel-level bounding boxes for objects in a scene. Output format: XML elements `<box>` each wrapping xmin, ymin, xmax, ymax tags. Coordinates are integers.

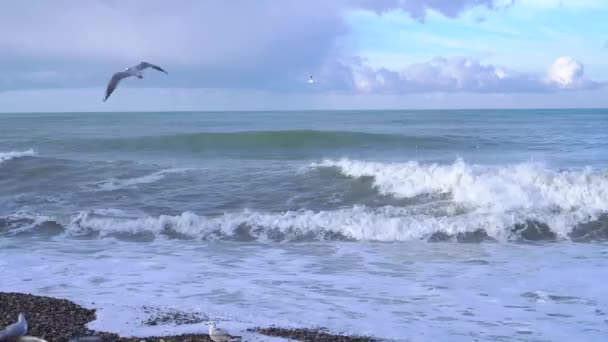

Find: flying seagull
<box><xmin>308</xmin><ymin>75</ymin><xmax>315</xmax><ymax>84</ymax></box>
<box><xmin>0</xmin><ymin>313</ymin><xmax>28</xmax><ymax>340</ymax></box>
<box><xmin>104</xmin><ymin>61</ymin><xmax>168</xmax><ymax>101</ymax></box>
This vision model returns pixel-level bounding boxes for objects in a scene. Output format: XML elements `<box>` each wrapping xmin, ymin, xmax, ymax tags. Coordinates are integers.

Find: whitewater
<box><xmin>1</xmin><ymin>110</ymin><xmax>607</xmax><ymax>341</ymax></box>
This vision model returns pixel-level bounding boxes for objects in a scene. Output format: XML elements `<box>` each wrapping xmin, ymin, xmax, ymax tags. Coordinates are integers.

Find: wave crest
<box><xmin>3</xmin><ymin>158</ymin><xmax>608</xmax><ymax>243</ymax></box>
<box><xmin>314</xmin><ymin>158</ymin><xmax>608</xmax><ymax>215</ymax></box>
<box><xmin>3</xmin><ymin>206</ymin><xmax>607</xmax><ymax>243</ymax></box>
<box><xmin>0</xmin><ymin>149</ymin><xmax>36</xmax><ymax>163</ymax></box>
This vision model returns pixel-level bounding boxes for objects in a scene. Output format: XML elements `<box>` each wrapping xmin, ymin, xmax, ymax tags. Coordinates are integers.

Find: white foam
<box><xmin>315</xmin><ymin>158</ymin><xmax>608</xmax><ymax>215</ymax></box>
<box><xmin>6</xmin><ymin>158</ymin><xmax>608</xmax><ymax>242</ymax></box>
<box><xmin>61</xmin><ymin>204</ymin><xmax>590</xmax><ymax>242</ymax></box>
<box><xmin>91</xmin><ymin>168</ymin><xmax>193</xmax><ymax>191</ymax></box>
<box><xmin>2</xmin><ymin>237</ymin><xmax>606</xmax><ymax>341</ymax></box>
<box><xmin>0</xmin><ymin>211</ymin><xmax>53</xmax><ymax>235</ymax></box>
<box><xmin>0</xmin><ymin>149</ymin><xmax>36</xmax><ymax>163</ymax></box>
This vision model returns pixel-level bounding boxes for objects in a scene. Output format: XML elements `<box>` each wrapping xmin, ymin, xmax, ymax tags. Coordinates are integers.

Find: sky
<box><xmin>0</xmin><ymin>0</ymin><xmax>607</xmax><ymax>111</ymax></box>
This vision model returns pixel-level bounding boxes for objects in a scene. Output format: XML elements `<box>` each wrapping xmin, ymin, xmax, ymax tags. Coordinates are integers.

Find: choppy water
<box><xmin>1</xmin><ymin>110</ymin><xmax>607</xmax><ymax>341</ymax></box>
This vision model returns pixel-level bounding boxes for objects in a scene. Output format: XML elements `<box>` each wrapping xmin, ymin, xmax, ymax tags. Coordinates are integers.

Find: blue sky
<box><xmin>0</xmin><ymin>0</ymin><xmax>607</xmax><ymax>111</ymax></box>
<box><xmin>346</xmin><ymin>1</ymin><xmax>608</xmax><ymax>75</ymax></box>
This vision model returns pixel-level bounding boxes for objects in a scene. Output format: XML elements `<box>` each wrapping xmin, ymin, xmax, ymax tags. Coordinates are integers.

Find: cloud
<box><xmin>352</xmin><ymin>0</ymin><xmax>513</xmax><ymax>21</ymax></box>
<box><xmin>517</xmin><ymin>0</ymin><xmax>605</xmax><ymax>9</ymax></box>
<box><xmin>0</xmin><ymin>0</ymin><xmax>512</xmax><ymax>92</ymax></box>
<box><xmin>0</xmin><ymin>1</ymin><xmax>511</xmax><ymax>64</ymax></box>
<box><xmin>546</xmin><ymin>56</ymin><xmax>593</xmax><ymax>89</ymax></box>
<box><xmin>3</xmin><ymin>87</ymin><xmax>608</xmax><ymax>113</ymax></box>
<box><xmin>0</xmin><ymin>1</ymin><xmax>602</xmax><ymax>98</ymax></box>
<box><xmin>0</xmin><ymin>2</ymin><xmax>345</xmax><ymax>72</ymax></box>
<box><xmin>336</xmin><ymin>56</ymin><xmax>601</xmax><ymax>93</ymax></box>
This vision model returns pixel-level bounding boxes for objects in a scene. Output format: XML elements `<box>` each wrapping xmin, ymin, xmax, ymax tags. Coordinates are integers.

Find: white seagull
<box><xmin>0</xmin><ymin>313</ymin><xmax>28</xmax><ymax>340</ymax></box>
<box><xmin>103</xmin><ymin>61</ymin><xmax>168</xmax><ymax>101</ymax></box>
<box><xmin>308</xmin><ymin>75</ymin><xmax>315</xmax><ymax>84</ymax></box>
<box><xmin>207</xmin><ymin>322</ymin><xmax>241</xmax><ymax>342</ymax></box>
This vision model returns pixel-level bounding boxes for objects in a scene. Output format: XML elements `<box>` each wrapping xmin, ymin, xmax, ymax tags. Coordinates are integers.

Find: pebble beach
<box><xmin>0</xmin><ymin>292</ymin><xmax>376</xmax><ymax>342</ymax></box>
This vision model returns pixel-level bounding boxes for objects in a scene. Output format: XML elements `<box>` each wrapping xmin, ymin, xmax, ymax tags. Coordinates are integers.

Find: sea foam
<box><xmin>3</xmin><ymin>158</ymin><xmax>608</xmax><ymax>242</ymax></box>
<box><xmin>91</xmin><ymin>168</ymin><xmax>194</xmax><ymax>191</ymax></box>
<box><xmin>0</xmin><ymin>149</ymin><xmax>36</xmax><ymax>163</ymax></box>
<box><xmin>314</xmin><ymin>158</ymin><xmax>608</xmax><ymax>215</ymax></box>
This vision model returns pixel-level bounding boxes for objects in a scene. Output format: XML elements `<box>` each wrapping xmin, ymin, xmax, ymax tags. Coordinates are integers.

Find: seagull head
<box><xmin>206</xmin><ymin>321</ymin><xmax>217</xmax><ymax>328</ymax></box>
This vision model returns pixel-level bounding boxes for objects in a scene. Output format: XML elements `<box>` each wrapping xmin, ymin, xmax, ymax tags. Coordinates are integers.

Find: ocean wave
<box><xmin>0</xmin><ymin>149</ymin><xmax>36</xmax><ymax>163</ymax></box>
<box><xmin>89</xmin><ymin>168</ymin><xmax>194</xmax><ymax>191</ymax></box>
<box><xmin>77</xmin><ymin>130</ymin><xmax>483</xmax><ymax>153</ymax></box>
<box><xmin>4</xmin><ymin>158</ymin><xmax>608</xmax><ymax>243</ymax></box>
<box><xmin>0</xmin><ymin>211</ymin><xmax>61</xmax><ymax>236</ymax></box>
<box><xmin>313</xmin><ymin>158</ymin><xmax>608</xmax><ymax>218</ymax></box>
<box><xmin>2</xmin><ymin>206</ymin><xmax>607</xmax><ymax>242</ymax></box>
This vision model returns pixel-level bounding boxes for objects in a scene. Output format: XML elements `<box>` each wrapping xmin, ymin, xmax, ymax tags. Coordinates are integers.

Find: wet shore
<box><xmin>0</xmin><ymin>292</ymin><xmax>376</xmax><ymax>342</ymax></box>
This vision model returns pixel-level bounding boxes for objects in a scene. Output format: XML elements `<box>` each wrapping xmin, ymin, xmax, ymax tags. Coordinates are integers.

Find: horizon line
<box><xmin>1</xmin><ymin>107</ymin><xmax>607</xmax><ymax>114</ymax></box>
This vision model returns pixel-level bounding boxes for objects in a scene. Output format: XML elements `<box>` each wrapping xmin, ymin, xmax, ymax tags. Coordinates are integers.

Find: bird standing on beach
<box><xmin>103</xmin><ymin>61</ymin><xmax>168</xmax><ymax>101</ymax></box>
<box><xmin>207</xmin><ymin>322</ymin><xmax>241</xmax><ymax>342</ymax></box>
<box><xmin>0</xmin><ymin>313</ymin><xmax>28</xmax><ymax>340</ymax></box>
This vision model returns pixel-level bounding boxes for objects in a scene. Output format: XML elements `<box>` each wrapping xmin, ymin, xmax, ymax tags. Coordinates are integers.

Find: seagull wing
<box><xmin>0</xmin><ymin>320</ymin><xmax>27</xmax><ymax>340</ymax></box>
<box><xmin>104</xmin><ymin>71</ymin><xmax>131</xmax><ymax>102</ymax></box>
<box><xmin>136</xmin><ymin>61</ymin><xmax>168</xmax><ymax>74</ymax></box>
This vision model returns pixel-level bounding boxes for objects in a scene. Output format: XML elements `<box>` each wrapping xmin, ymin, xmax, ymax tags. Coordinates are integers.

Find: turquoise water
<box><xmin>1</xmin><ymin>110</ymin><xmax>606</xmax><ymax>165</ymax></box>
<box><xmin>1</xmin><ymin>109</ymin><xmax>607</xmax><ymax>340</ymax></box>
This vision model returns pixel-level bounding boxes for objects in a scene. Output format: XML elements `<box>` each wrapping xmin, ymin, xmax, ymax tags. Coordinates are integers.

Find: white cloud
<box><xmin>0</xmin><ymin>1</ymin><xmax>510</xmax><ymax>65</ymax></box>
<box><xmin>0</xmin><ymin>0</ymin><xmax>515</xmax><ymax>92</ymax></box>
<box><xmin>0</xmin><ymin>1</ymin><xmax>603</xmax><ymax>97</ymax></box>
<box><xmin>495</xmin><ymin>68</ymin><xmax>507</xmax><ymax>79</ymax></box>
<box><xmin>547</xmin><ymin>56</ymin><xmax>584</xmax><ymax>88</ymax></box>
<box><xmin>337</xmin><ymin>56</ymin><xmax>601</xmax><ymax>93</ymax></box>
<box><xmin>2</xmin><ymin>87</ymin><xmax>608</xmax><ymax>112</ymax></box>
<box><xmin>353</xmin><ymin>0</ymin><xmax>513</xmax><ymax>21</ymax></box>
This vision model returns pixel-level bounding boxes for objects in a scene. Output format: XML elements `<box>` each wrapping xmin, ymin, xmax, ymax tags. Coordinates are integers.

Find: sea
<box><xmin>1</xmin><ymin>109</ymin><xmax>607</xmax><ymax>341</ymax></box>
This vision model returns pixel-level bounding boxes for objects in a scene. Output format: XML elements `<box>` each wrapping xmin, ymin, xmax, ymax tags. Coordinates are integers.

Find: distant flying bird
<box><xmin>0</xmin><ymin>313</ymin><xmax>28</xmax><ymax>340</ymax></box>
<box><xmin>103</xmin><ymin>61</ymin><xmax>168</xmax><ymax>101</ymax></box>
<box><xmin>308</xmin><ymin>75</ymin><xmax>315</xmax><ymax>84</ymax></box>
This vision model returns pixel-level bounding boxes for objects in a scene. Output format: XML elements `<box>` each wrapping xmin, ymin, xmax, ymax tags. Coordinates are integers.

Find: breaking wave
<box><xmin>3</xmin><ymin>158</ymin><xmax>608</xmax><ymax>243</ymax></box>
<box><xmin>314</xmin><ymin>158</ymin><xmax>608</xmax><ymax>216</ymax></box>
<box><xmin>2</xmin><ymin>206</ymin><xmax>607</xmax><ymax>243</ymax></box>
